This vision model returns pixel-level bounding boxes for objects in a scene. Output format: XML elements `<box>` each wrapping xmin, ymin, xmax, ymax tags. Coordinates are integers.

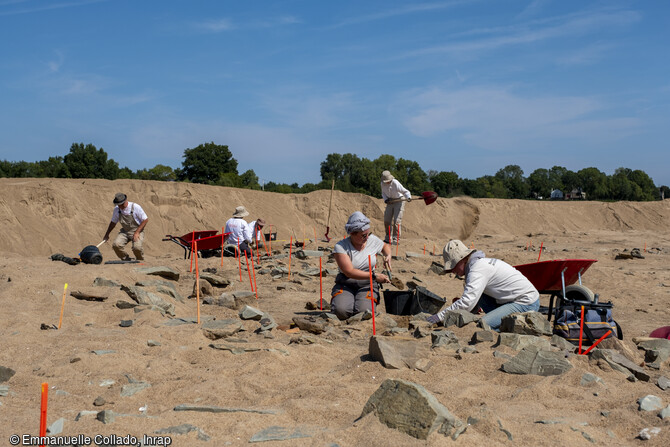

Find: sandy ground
<box><xmin>0</xmin><ymin>178</ymin><xmax>669</xmax><ymax>446</ymax></box>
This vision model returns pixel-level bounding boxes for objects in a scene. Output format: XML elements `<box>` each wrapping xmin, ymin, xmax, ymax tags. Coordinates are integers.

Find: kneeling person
<box><xmin>331</xmin><ymin>212</ymin><xmax>391</xmax><ymax>320</ymax></box>
<box><xmin>427</xmin><ymin>239</ymin><xmax>539</xmax><ymax>330</ymax></box>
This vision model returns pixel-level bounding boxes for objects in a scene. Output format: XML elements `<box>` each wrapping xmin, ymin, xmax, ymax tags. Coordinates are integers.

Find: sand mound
<box><xmin>1</xmin><ymin>178</ymin><xmax>669</xmax><ymax>445</ymax></box>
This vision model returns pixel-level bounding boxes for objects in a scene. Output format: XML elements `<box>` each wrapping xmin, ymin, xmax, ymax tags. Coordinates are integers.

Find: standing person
<box><xmin>248</xmin><ymin>218</ymin><xmax>266</xmax><ymax>248</ymax></box>
<box><xmin>225</xmin><ymin>206</ymin><xmax>253</xmax><ymax>256</ymax></box>
<box><xmin>380</xmin><ymin>170</ymin><xmax>411</xmax><ymax>244</ymax></box>
<box><xmin>331</xmin><ymin>211</ymin><xmax>391</xmax><ymax>320</ymax></box>
<box><xmin>426</xmin><ymin>240</ymin><xmax>540</xmax><ymax>330</ymax></box>
<box><xmin>102</xmin><ymin>193</ymin><xmax>149</xmax><ymax>261</ymax></box>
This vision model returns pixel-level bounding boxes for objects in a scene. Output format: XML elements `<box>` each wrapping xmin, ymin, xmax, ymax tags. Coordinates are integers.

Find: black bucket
<box><xmin>264</xmin><ymin>232</ymin><xmax>277</xmax><ymax>241</ymax></box>
<box><xmin>383</xmin><ymin>290</ymin><xmax>414</xmax><ymax>315</ymax></box>
<box><xmin>409</xmin><ymin>286</ymin><xmax>446</xmax><ymax>315</ymax></box>
<box><xmin>79</xmin><ymin>245</ymin><xmax>103</xmax><ymax>264</ymax></box>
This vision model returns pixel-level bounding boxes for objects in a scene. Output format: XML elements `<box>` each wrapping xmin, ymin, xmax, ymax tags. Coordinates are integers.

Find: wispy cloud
<box><xmin>327</xmin><ymin>0</ymin><xmax>468</xmax><ymax>29</ymax></box>
<box><xmin>193</xmin><ymin>18</ymin><xmax>235</xmax><ymax>33</ymax></box>
<box><xmin>399</xmin><ymin>85</ymin><xmax>640</xmax><ymax>150</ymax></box>
<box><xmin>0</xmin><ymin>0</ymin><xmax>106</xmax><ymax>16</ymax></box>
<box><xmin>192</xmin><ymin>14</ymin><xmax>301</xmax><ymax>34</ymax></box>
<box><xmin>401</xmin><ymin>8</ymin><xmax>641</xmax><ymax>58</ymax></box>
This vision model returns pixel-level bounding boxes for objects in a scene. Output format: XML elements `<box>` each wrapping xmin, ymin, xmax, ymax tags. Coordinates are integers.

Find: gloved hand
<box><xmin>426</xmin><ymin>314</ymin><xmax>441</xmax><ymax>325</ymax></box>
<box><xmin>384</xmin><ymin>199</ymin><xmax>389</xmax><ymax>204</ymax></box>
<box><xmin>407</xmin><ymin>197</ymin><xmax>412</xmax><ymax>202</ymax></box>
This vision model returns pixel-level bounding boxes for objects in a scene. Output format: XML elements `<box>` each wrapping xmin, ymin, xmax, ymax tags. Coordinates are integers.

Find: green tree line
<box><xmin>1</xmin><ymin>142</ymin><xmax>668</xmax><ymax>201</ymax></box>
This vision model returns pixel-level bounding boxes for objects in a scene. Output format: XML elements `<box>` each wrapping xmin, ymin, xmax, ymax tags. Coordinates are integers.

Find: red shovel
<box><xmin>389</xmin><ymin>191</ymin><xmax>438</xmax><ymax>205</ymax></box>
<box><xmin>324</xmin><ymin>179</ymin><xmax>335</xmax><ymax>242</ymax></box>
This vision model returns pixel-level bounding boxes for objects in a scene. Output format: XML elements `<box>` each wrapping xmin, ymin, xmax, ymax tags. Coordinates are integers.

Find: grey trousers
<box><xmin>113</xmin><ymin>230</ymin><xmax>145</xmax><ymax>260</ymax></box>
<box><xmin>384</xmin><ymin>201</ymin><xmax>405</xmax><ymax>243</ymax></box>
<box><xmin>330</xmin><ymin>274</ymin><xmax>380</xmax><ymax>320</ymax></box>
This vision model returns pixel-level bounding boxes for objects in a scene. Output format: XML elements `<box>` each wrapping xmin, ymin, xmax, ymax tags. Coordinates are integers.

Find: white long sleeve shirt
<box><xmin>381</xmin><ymin>179</ymin><xmax>411</xmax><ymax>201</ymax></box>
<box><xmin>225</xmin><ymin>217</ymin><xmax>252</xmax><ymax>245</ymax></box>
<box><xmin>436</xmin><ymin>257</ymin><xmax>539</xmax><ymax>321</ymax></box>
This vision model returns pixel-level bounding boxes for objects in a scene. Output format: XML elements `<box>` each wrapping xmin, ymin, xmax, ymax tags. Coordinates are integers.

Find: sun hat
<box><xmin>256</xmin><ymin>218</ymin><xmax>266</xmax><ymax>227</ymax></box>
<box><xmin>443</xmin><ymin>239</ymin><xmax>476</xmax><ymax>271</ymax></box>
<box><xmin>233</xmin><ymin>206</ymin><xmax>249</xmax><ymax>218</ymax></box>
<box><xmin>113</xmin><ymin>193</ymin><xmax>127</xmax><ymax>205</ymax></box>
<box><xmin>381</xmin><ymin>170</ymin><xmax>394</xmax><ymax>183</ymax></box>
<box><xmin>344</xmin><ymin>211</ymin><xmax>370</xmax><ymax>234</ymax></box>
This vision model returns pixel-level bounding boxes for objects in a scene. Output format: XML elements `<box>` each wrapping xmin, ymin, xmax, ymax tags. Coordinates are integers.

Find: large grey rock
<box><xmin>638</xmin><ymin>395</ymin><xmax>663</xmax><ymax>412</ymax></box>
<box><xmin>258</xmin><ymin>314</ymin><xmax>277</xmax><ymax>332</ymax></box>
<box><xmin>360</xmin><ymin>379</ymin><xmax>463</xmax><ymax>440</ymax></box>
<box><xmin>441</xmin><ymin>310</ymin><xmax>479</xmax><ymax>328</ymax></box>
<box><xmin>201</xmin><ymin>319</ymin><xmax>244</xmax><ymax>340</ymax></box>
<box><xmin>200</xmin><ymin>271</ymin><xmax>231</xmax><ymax>287</ymax></box>
<box><xmin>471</xmin><ymin>330</ymin><xmax>494</xmax><ymax>344</ymax></box>
<box><xmin>590</xmin><ymin>349</ymin><xmax>651</xmax><ymax>382</ymax></box>
<box><xmin>660</xmin><ymin>405</ymin><xmax>670</xmax><ymax>420</ymax></box>
<box><xmin>0</xmin><ymin>366</ymin><xmax>16</xmax><ymax>383</ymax></box>
<box><xmin>551</xmin><ymin>335</ymin><xmax>576</xmax><ymax>351</ymax></box>
<box><xmin>369</xmin><ymin>336</ymin><xmax>428</xmax><ymax>370</ymax></box>
<box><xmin>292</xmin><ymin>316</ymin><xmax>327</xmax><ymax>334</ymax></box>
<box><xmin>500</xmin><ymin>312</ymin><xmax>552</xmax><ymax>336</ymax></box>
<box><xmin>501</xmin><ymin>346</ymin><xmax>573</xmax><ymax>376</ymax></box>
<box><xmin>431</xmin><ymin>330</ymin><xmax>461</xmax><ymax>351</ymax></box>
<box><xmin>134</xmin><ymin>266</ymin><xmax>180</xmax><ymax>281</ymax></box>
<box><xmin>191</xmin><ymin>279</ymin><xmax>213</xmax><ymax>297</ymax></box>
<box><xmin>47</xmin><ymin>417</ymin><xmax>65</xmax><ymax>435</ymax></box>
<box><xmin>294</xmin><ymin>249</ymin><xmax>325</xmax><ymax>259</ymax></box>
<box><xmin>658</xmin><ymin>376</ymin><xmax>670</xmax><ymax>391</ymax></box>
<box><xmin>497</xmin><ymin>333</ymin><xmax>552</xmax><ymax>351</ymax></box>
<box><xmin>239</xmin><ymin>305</ymin><xmax>264</xmax><ymax>321</ymax></box>
<box><xmin>121</xmin><ymin>285</ymin><xmax>175</xmax><ymax>316</ymax></box>
<box><xmin>96</xmin><ymin>409</ymin><xmax>116</xmax><ymax>424</ymax></box>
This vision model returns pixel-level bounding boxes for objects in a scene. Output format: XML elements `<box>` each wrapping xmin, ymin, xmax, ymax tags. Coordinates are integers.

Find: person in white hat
<box><xmin>380</xmin><ymin>170</ymin><xmax>411</xmax><ymax>244</ymax></box>
<box><xmin>224</xmin><ymin>206</ymin><xmax>253</xmax><ymax>256</ymax></box>
<box><xmin>331</xmin><ymin>211</ymin><xmax>392</xmax><ymax>320</ymax></box>
<box><xmin>426</xmin><ymin>239</ymin><xmax>540</xmax><ymax>330</ymax></box>
<box><xmin>102</xmin><ymin>192</ymin><xmax>149</xmax><ymax>260</ymax></box>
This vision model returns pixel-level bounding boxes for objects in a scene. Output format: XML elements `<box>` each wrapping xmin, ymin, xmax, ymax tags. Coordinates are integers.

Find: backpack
<box><xmin>551</xmin><ymin>285</ymin><xmax>623</xmax><ymax>345</ymax></box>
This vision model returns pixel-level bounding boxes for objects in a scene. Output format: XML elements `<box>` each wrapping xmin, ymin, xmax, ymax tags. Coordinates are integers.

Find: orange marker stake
<box><xmin>433</xmin><ymin>244</ymin><xmax>435</xmax><ymax>256</ymax></box>
<box><xmin>644</xmin><ymin>242</ymin><xmax>647</xmax><ymax>252</ymax></box>
<box><xmin>288</xmin><ymin>236</ymin><xmax>293</xmax><ymax>280</ymax></box>
<box><xmin>244</xmin><ymin>250</ymin><xmax>254</xmax><ymax>292</ymax></box>
<box><xmin>537</xmin><ymin>242</ymin><xmax>544</xmax><ymax>262</ymax></box>
<box><xmin>423</xmin><ymin>244</ymin><xmax>425</xmax><ymax>255</ymax></box>
<box><xmin>57</xmin><ymin>283</ymin><xmax>68</xmax><ymax>329</ymax></box>
<box><xmin>578</xmin><ymin>305</ymin><xmax>585</xmax><ymax>355</ymax></box>
<box><xmin>250</xmin><ymin>244</ymin><xmax>258</xmax><ymax>299</ymax></box>
<box><xmin>237</xmin><ymin>241</ymin><xmax>243</xmax><ymax>282</ymax></box>
<box><xmin>388</xmin><ymin>225</ymin><xmax>391</xmax><ymax>244</ymax></box>
<box><xmin>195</xmin><ymin>241</ymin><xmax>200</xmax><ymax>324</ymax></box>
<box><xmin>319</xmin><ymin>257</ymin><xmax>323</xmax><ymax>310</ymax></box>
<box><xmin>368</xmin><ymin>255</ymin><xmax>376</xmax><ymax>336</ymax></box>
<box><xmin>581</xmin><ymin>330</ymin><xmax>612</xmax><ymax>355</ymax></box>
<box><xmin>40</xmin><ymin>382</ymin><xmax>48</xmax><ymax>446</ymax></box>
<box><xmin>395</xmin><ymin>224</ymin><xmax>400</xmax><ymax>257</ymax></box>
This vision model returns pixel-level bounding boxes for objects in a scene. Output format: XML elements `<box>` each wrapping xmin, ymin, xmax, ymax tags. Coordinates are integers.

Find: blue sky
<box><xmin>1</xmin><ymin>0</ymin><xmax>669</xmax><ymax>186</ymax></box>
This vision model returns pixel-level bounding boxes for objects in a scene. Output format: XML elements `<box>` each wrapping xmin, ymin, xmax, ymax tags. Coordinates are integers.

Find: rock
<box><xmin>46</xmin><ymin>417</ymin><xmax>65</xmax><ymax>435</ymax></box>
<box><xmin>173</xmin><ymin>404</ymin><xmax>279</xmax><ymax>414</ymax></box>
<box><xmin>441</xmin><ymin>309</ymin><xmax>479</xmax><ymax>328</ymax></box>
<box><xmin>249</xmin><ymin>426</ymin><xmax>314</xmax><ymax>442</ymax></box>
<box><xmin>121</xmin><ymin>285</ymin><xmax>175</xmax><ymax>316</ymax></box>
<box><xmin>580</xmin><ymin>373</ymin><xmax>604</xmax><ymax>386</ymax></box>
<box><xmin>0</xmin><ymin>385</ymin><xmax>9</xmax><ymax>396</ymax></box>
<box><xmin>155</xmin><ymin>424</ymin><xmax>210</xmax><ymax>441</ymax></box>
<box><xmin>93</xmin><ymin>396</ymin><xmax>106</xmax><ymax>406</ymax></box>
<box><xmin>147</xmin><ymin>340</ymin><xmax>161</xmax><ymax>347</ymax></box>
<box><xmin>93</xmin><ymin>277</ymin><xmax>121</xmax><ymax>287</ymax></box>
<box><xmin>471</xmin><ymin>330</ymin><xmax>494</xmax><ymax>344</ymax></box>
<box><xmin>551</xmin><ymin>335</ymin><xmax>576</xmax><ymax>351</ymax></box>
<box><xmin>497</xmin><ymin>333</ymin><xmax>552</xmax><ymax>351</ymax></box>
<box><xmin>119</xmin><ymin>320</ymin><xmax>133</xmax><ymax>327</ymax></box>
<box><xmin>499</xmin><ymin>311</ymin><xmax>552</xmax><ymax>336</ymax></box>
<box><xmin>0</xmin><ymin>366</ymin><xmax>16</xmax><ymax>383</ymax></box>
<box><xmin>637</xmin><ymin>427</ymin><xmax>661</xmax><ymax>440</ymax></box>
<box><xmin>660</xmin><ymin>406</ymin><xmax>670</xmax><ymax>420</ymax></box>
<box><xmin>96</xmin><ymin>409</ymin><xmax>116</xmax><ymax>424</ymax></box>
<box><xmin>431</xmin><ymin>330</ymin><xmax>460</xmax><ymax>351</ymax></box>
<box><xmin>295</xmin><ymin>249</ymin><xmax>324</xmax><ymax>259</ymax></box>
<box><xmin>369</xmin><ymin>336</ymin><xmax>428</xmax><ymax>370</ymax></box>
<box><xmin>638</xmin><ymin>395</ymin><xmax>663</xmax><ymax>412</ymax></box>
<box><xmin>258</xmin><ymin>314</ymin><xmax>277</xmax><ymax>332</ymax></box>
<box><xmin>292</xmin><ymin>316</ymin><xmax>327</xmax><ymax>334</ymax></box>
<box><xmin>191</xmin><ymin>279</ymin><xmax>213</xmax><ymax>297</ymax></box>
<box><xmin>70</xmin><ymin>289</ymin><xmax>109</xmax><ymax>302</ymax></box>
<box><xmin>360</xmin><ymin>378</ymin><xmax>463</xmax><ymax>440</ymax></box>
<box><xmin>590</xmin><ymin>349</ymin><xmax>650</xmax><ymax>382</ymax></box>
<box><xmin>200</xmin><ymin>271</ymin><xmax>231</xmax><ymax>287</ymax></box>
<box><xmin>657</xmin><ymin>376</ymin><xmax>670</xmax><ymax>391</ymax></box>
<box><xmin>598</xmin><ymin>337</ymin><xmax>644</xmax><ymax>364</ymax></box>
<box><xmin>409</xmin><ymin>320</ymin><xmax>433</xmax><ymax>338</ymax></box>
<box><xmin>501</xmin><ymin>346</ymin><xmax>573</xmax><ymax>376</ymax></box>
<box><xmin>115</xmin><ymin>300</ymin><xmax>137</xmax><ymax>309</ymax></box>
<box><xmin>201</xmin><ymin>319</ymin><xmax>244</xmax><ymax>340</ymax></box>
<box><xmin>120</xmin><ymin>381</ymin><xmax>151</xmax><ymax>397</ymax></box>
<box><xmin>239</xmin><ymin>305</ymin><xmax>264</xmax><ymax>321</ymax></box>
<box><xmin>305</xmin><ymin>300</ymin><xmax>331</xmax><ymax>311</ymax></box>
<box><xmin>92</xmin><ymin>350</ymin><xmax>116</xmax><ymax>356</ymax></box>
<box><xmin>347</xmin><ymin>310</ymin><xmax>373</xmax><ymax>323</ymax></box>
<box><xmin>134</xmin><ymin>266</ymin><xmax>180</xmax><ymax>281</ymax></box>
<box><xmin>428</xmin><ymin>261</ymin><xmax>445</xmax><ymax>275</ymax></box>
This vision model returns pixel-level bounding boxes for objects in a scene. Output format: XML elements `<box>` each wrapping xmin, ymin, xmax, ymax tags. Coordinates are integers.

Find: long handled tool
<box><xmin>324</xmin><ymin>179</ymin><xmax>335</xmax><ymax>242</ymax></box>
<box><xmin>389</xmin><ymin>191</ymin><xmax>438</xmax><ymax>205</ymax></box>
<box><xmin>384</xmin><ymin>259</ymin><xmax>405</xmax><ymax>290</ymax></box>
<box><xmin>96</xmin><ymin>240</ymin><xmax>106</xmax><ymax>248</ymax></box>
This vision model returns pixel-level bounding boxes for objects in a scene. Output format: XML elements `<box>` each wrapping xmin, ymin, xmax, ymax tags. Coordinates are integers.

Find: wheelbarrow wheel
<box><xmin>563</xmin><ymin>284</ymin><xmax>595</xmax><ymax>302</ymax></box>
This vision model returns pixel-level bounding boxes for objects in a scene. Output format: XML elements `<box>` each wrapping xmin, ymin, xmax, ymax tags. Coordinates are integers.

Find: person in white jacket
<box><xmin>380</xmin><ymin>170</ymin><xmax>411</xmax><ymax>244</ymax></box>
<box><xmin>426</xmin><ymin>239</ymin><xmax>540</xmax><ymax>330</ymax></box>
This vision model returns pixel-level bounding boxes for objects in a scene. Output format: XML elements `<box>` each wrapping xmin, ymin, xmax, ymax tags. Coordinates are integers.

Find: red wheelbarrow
<box><xmin>514</xmin><ymin>258</ymin><xmax>598</xmax><ymax>322</ymax></box>
<box><xmin>163</xmin><ymin>231</ymin><xmax>231</xmax><ymax>259</ymax></box>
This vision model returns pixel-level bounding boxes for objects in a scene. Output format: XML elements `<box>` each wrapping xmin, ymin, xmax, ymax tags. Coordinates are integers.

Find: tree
<box><xmin>577</xmin><ymin>167</ymin><xmax>608</xmax><ymax>200</ymax></box>
<box><xmin>63</xmin><ymin>143</ymin><xmax>120</xmax><ymax>179</ymax></box>
<box><xmin>429</xmin><ymin>170</ymin><xmax>460</xmax><ymax>197</ymax></box>
<box><xmin>495</xmin><ymin>165</ymin><xmax>528</xmax><ymax>199</ymax></box>
<box><xmin>179</xmin><ymin>142</ymin><xmax>238</xmax><ymax>184</ymax></box>
<box><xmin>528</xmin><ymin>168</ymin><xmax>551</xmax><ymax>198</ymax></box>
<box><xmin>239</xmin><ymin>169</ymin><xmax>260</xmax><ymax>189</ymax></box>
